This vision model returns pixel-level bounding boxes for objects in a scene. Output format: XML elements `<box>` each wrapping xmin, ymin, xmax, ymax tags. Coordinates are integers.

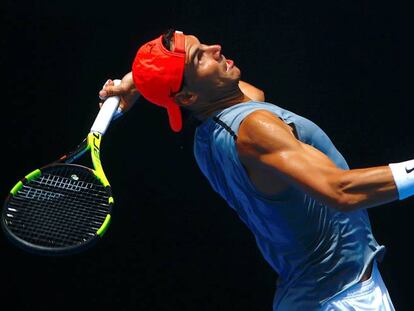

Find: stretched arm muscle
<box><xmin>237</xmin><ymin>110</ymin><xmax>398</xmax><ymax>211</ymax></box>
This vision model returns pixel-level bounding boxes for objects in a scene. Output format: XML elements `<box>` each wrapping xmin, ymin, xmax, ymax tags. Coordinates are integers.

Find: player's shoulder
<box><xmin>238</xmin><ymin>109</ymin><xmax>296</xmax><ymax>154</ymax></box>
<box><xmin>240</xmin><ymin>109</ymin><xmax>289</xmax><ymax>138</ymax></box>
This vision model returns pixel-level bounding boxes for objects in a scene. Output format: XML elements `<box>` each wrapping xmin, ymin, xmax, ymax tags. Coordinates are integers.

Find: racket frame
<box><xmin>2</xmin><ymin>80</ymin><xmax>121</xmax><ymax>255</ymax></box>
<box><xmin>2</xmin><ymin>134</ymin><xmax>114</xmax><ymax>255</ymax></box>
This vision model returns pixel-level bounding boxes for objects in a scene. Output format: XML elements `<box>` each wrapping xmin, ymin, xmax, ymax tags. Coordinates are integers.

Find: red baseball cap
<box><xmin>132</xmin><ymin>31</ymin><xmax>186</xmax><ymax>132</ymax></box>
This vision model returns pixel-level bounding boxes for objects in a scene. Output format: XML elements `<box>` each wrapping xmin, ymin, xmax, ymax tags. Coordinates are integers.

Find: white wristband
<box><xmin>389</xmin><ymin>159</ymin><xmax>414</xmax><ymax>200</ymax></box>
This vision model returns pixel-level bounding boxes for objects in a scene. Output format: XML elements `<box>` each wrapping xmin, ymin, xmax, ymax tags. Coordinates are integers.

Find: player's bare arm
<box><xmin>99</xmin><ymin>72</ymin><xmax>140</xmax><ymax>112</ymax></box>
<box><xmin>237</xmin><ymin>109</ymin><xmax>398</xmax><ymax>211</ymax></box>
<box><xmin>99</xmin><ymin>74</ymin><xmax>263</xmax><ymax>112</ymax></box>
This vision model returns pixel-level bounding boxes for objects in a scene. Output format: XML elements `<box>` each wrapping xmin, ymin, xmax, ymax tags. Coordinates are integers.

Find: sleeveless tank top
<box><xmin>193</xmin><ymin>101</ymin><xmax>385</xmax><ymax>310</ymax></box>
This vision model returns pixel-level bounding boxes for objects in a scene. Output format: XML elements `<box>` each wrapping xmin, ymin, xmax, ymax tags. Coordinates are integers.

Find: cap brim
<box><xmin>167</xmin><ymin>102</ymin><xmax>183</xmax><ymax>132</ymax></box>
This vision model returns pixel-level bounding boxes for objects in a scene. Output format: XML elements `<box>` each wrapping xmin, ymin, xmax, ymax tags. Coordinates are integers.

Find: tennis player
<box><xmin>99</xmin><ymin>29</ymin><xmax>404</xmax><ymax>310</ymax></box>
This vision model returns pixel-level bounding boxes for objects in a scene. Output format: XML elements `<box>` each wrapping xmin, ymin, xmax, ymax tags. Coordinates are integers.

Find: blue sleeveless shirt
<box><xmin>193</xmin><ymin>101</ymin><xmax>385</xmax><ymax>310</ymax></box>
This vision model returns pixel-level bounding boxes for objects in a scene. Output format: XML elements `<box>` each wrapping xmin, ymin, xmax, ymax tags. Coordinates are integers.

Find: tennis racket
<box><xmin>2</xmin><ymin>79</ymin><xmax>122</xmax><ymax>256</ymax></box>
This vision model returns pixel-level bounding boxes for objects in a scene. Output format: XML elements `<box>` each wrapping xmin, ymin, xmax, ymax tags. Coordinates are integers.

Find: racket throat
<box><xmin>56</xmin><ymin>138</ymin><xmax>88</xmax><ymax>164</ymax></box>
<box><xmin>88</xmin><ymin>132</ymin><xmax>110</xmax><ymax>187</ymax></box>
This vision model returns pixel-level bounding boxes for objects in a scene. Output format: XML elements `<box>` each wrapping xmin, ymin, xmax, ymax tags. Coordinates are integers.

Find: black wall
<box><xmin>2</xmin><ymin>1</ymin><xmax>413</xmax><ymax>310</ymax></box>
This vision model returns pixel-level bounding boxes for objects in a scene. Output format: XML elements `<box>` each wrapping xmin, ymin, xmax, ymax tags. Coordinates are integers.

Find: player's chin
<box><xmin>221</xmin><ymin>69</ymin><xmax>240</xmax><ymax>82</ymax></box>
<box><xmin>229</xmin><ymin>67</ymin><xmax>241</xmax><ymax>81</ymax></box>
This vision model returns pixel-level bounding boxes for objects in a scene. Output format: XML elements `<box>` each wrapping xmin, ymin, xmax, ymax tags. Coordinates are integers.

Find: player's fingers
<box><xmin>99</xmin><ymin>79</ymin><xmax>115</xmax><ymax>99</ymax></box>
<box><xmin>99</xmin><ymin>85</ymin><xmax>125</xmax><ymax>99</ymax></box>
<box><xmin>99</xmin><ymin>79</ymin><xmax>109</xmax><ymax>100</ymax></box>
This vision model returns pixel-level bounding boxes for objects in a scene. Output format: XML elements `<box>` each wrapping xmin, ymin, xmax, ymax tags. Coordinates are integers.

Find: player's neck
<box><xmin>190</xmin><ymin>91</ymin><xmax>251</xmax><ymax>122</ymax></box>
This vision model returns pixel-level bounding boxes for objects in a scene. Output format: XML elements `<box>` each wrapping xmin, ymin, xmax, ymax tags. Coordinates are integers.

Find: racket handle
<box><xmin>90</xmin><ymin>79</ymin><xmax>122</xmax><ymax>135</ymax></box>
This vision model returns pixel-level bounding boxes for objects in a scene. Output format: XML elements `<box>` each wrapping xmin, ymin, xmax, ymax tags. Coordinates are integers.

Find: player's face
<box><xmin>181</xmin><ymin>35</ymin><xmax>241</xmax><ymax>98</ymax></box>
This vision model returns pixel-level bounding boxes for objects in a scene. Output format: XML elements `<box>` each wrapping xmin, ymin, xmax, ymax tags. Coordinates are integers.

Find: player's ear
<box><xmin>174</xmin><ymin>90</ymin><xmax>198</xmax><ymax>107</ymax></box>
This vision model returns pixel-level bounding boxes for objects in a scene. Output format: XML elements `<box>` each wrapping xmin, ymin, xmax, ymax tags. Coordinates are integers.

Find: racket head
<box><xmin>2</xmin><ymin>163</ymin><xmax>113</xmax><ymax>256</ymax></box>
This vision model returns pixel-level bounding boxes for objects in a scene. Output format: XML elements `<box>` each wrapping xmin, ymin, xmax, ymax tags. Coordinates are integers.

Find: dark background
<box><xmin>2</xmin><ymin>1</ymin><xmax>413</xmax><ymax>310</ymax></box>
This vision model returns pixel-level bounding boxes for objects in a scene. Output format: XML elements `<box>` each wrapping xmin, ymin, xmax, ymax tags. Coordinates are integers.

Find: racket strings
<box><xmin>4</xmin><ymin>165</ymin><xmax>111</xmax><ymax>248</ymax></box>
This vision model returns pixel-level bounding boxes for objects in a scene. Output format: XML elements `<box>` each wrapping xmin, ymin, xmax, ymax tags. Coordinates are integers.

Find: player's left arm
<box><xmin>100</xmin><ymin>75</ymin><xmax>265</xmax><ymax>110</ymax></box>
<box><xmin>99</xmin><ymin>72</ymin><xmax>141</xmax><ymax>113</ymax></box>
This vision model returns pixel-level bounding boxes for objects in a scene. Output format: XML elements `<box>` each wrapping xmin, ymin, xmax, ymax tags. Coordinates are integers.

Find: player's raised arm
<box><xmin>99</xmin><ymin>72</ymin><xmax>141</xmax><ymax>114</ymax></box>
